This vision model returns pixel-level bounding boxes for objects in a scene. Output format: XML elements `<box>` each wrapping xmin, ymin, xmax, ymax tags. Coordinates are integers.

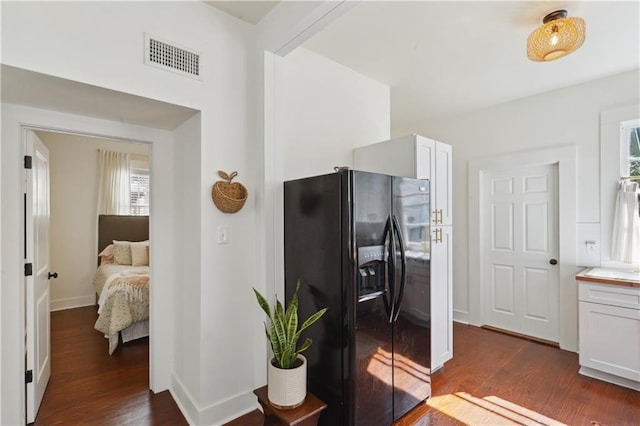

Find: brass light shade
<box><xmin>527</xmin><ymin>10</ymin><xmax>585</xmax><ymax>62</ymax></box>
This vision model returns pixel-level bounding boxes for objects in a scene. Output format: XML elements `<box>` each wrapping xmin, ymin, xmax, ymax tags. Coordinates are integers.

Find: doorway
<box><xmin>25</xmin><ymin>129</ymin><xmax>152</xmax><ymax>421</ymax></box>
<box><xmin>481</xmin><ymin>163</ymin><xmax>559</xmax><ymax>342</ymax></box>
<box><xmin>467</xmin><ymin>145</ymin><xmax>578</xmax><ymax>351</ymax></box>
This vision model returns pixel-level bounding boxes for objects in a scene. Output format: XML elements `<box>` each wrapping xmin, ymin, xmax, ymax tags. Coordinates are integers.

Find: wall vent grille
<box><xmin>144</xmin><ymin>34</ymin><xmax>201</xmax><ymax>80</ymax></box>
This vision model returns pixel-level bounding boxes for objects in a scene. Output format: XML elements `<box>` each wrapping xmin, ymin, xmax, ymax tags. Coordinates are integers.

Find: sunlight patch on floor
<box><xmin>367</xmin><ymin>347</ymin><xmax>430</xmax><ymax>400</ymax></box>
<box><xmin>427</xmin><ymin>392</ymin><xmax>567</xmax><ymax>425</ymax></box>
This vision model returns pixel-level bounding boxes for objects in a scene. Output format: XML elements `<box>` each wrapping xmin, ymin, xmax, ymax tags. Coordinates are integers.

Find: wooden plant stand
<box><xmin>253</xmin><ymin>385</ymin><xmax>327</xmax><ymax>426</ymax></box>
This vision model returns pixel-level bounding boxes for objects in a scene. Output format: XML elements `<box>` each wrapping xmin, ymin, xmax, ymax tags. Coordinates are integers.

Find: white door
<box><xmin>482</xmin><ymin>163</ymin><xmax>559</xmax><ymax>342</ymax></box>
<box><xmin>25</xmin><ymin>131</ymin><xmax>51</xmax><ymax>423</ymax></box>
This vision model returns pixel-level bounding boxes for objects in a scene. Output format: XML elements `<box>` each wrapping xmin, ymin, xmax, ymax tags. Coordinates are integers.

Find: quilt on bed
<box><xmin>94</xmin><ymin>269</ymin><xmax>149</xmax><ymax>354</ymax></box>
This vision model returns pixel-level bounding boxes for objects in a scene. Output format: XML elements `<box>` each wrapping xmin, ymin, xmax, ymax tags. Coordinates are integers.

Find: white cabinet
<box><xmin>578</xmin><ymin>281</ymin><xmax>640</xmax><ymax>391</ymax></box>
<box><xmin>354</xmin><ymin>134</ymin><xmax>453</xmax><ymax>371</ymax></box>
<box><xmin>430</xmin><ymin>225</ymin><xmax>453</xmax><ymax>370</ymax></box>
<box><xmin>354</xmin><ymin>135</ymin><xmax>452</xmax><ymax>226</ymax></box>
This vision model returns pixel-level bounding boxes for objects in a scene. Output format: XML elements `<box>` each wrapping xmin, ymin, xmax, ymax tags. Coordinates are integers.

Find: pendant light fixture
<box><xmin>527</xmin><ymin>9</ymin><xmax>586</xmax><ymax>62</ymax></box>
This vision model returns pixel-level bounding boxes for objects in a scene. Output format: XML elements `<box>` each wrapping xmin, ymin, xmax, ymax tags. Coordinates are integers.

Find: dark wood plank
<box><xmin>33</xmin><ymin>306</ymin><xmax>187</xmax><ymax>426</ymax></box>
<box><xmin>227</xmin><ymin>323</ymin><xmax>640</xmax><ymax>426</ymax></box>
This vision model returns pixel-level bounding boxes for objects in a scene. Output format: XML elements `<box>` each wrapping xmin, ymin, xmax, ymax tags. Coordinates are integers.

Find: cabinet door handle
<box><xmin>432</xmin><ymin>228</ymin><xmax>443</xmax><ymax>243</ymax></box>
<box><xmin>432</xmin><ymin>209</ymin><xmax>444</xmax><ymax>225</ymax></box>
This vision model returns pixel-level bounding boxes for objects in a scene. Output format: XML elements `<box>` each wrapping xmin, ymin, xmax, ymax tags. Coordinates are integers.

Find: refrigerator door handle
<box><xmin>382</xmin><ymin>216</ymin><xmax>394</xmax><ymax>321</ymax></box>
<box><xmin>392</xmin><ymin>214</ymin><xmax>407</xmax><ymax>322</ymax></box>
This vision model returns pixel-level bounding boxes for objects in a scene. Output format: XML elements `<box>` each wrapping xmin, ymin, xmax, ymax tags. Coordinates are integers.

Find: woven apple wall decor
<box><xmin>211</xmin><ymin>171</ymin><xmax>248</xmax><ymax>213</ymax></box>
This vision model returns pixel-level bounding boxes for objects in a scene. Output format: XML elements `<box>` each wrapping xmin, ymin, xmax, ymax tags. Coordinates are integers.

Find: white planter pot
<box><xmin>267</xmin><ymin>355</ymin><xmax>307</xmax><ymax>409</ymax></box>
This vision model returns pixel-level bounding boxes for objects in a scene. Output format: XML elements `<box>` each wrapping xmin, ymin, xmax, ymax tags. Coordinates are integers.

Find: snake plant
<box><xmin>253</xmin><ymin>281</ymin><xmax>327</xmax><ymax>369</ymax></box>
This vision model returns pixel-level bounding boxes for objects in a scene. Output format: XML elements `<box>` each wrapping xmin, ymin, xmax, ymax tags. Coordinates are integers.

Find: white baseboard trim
<box><xmin>453</xmin><ymin>309</ymin><xmax>469</xmax><ymax>324</ymax></box>
<box><xmin>198</xmin><ymin>388</ymin><xmax>258</xmax><ymax>425</ymax></box>
<box><xmin>579</xmin><ymin>366</ymin><xmax>640</xmax><ymax>391</ymax></box>
<box><xmin>50</xmin><ymin>295</ymin><xmax>95</xmax><ymax>312</ymax></box>
<box><xmin>170</xmin><ymin>374</ymin><xmax>198</xmax><ymax>425</ymax></box>
<box><xmin>171</xmin><ymin>372</ymin><xmax>259</xmax><ymax>425</ymax></box>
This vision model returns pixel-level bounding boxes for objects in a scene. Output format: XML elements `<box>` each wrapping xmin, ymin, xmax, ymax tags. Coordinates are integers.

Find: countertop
<box><xmin>576</xmin><ymin>267</ymin><xmax>640</xmax><ymax>288</ymax></box>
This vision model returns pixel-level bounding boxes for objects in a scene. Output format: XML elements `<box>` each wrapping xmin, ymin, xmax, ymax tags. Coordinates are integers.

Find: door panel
<box><xmin>26</xmin><ymin>131</ymin><xmax>51</xmax><ymax>423</ymax></box>
<box><xmin>492</xmin><ymin>265</ymin><xmax>515</xmax><ymax>314</ymax></box>
<box><xmin>524</xmin><ymin>267</ymin><xmax>550</xmax><ymax>320</ymax></box>
<box><xmin>483</xmin><ymin>164</ymin><xmax>559</xmax><ymax>342</ymax></box>
<box><xmin>431</xmin><ymin>225</ymin><xmax>452</xmax><ymax>371</ymax></box>
<box><xmin>524</xmin><ymin>202</ymin><xmax>548</xmax><ymax>252</ymax></box>
<box><xmin>492</xmin><ymin>203</ymin><xmax>514</xmax><ymax>251</ymax></box>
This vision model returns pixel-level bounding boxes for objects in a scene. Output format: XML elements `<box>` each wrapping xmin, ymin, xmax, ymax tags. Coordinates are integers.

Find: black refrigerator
<box><xmin>284</xmin><ymin>169</ymin><xmax>431</xmax><ymax>426</ymax></box>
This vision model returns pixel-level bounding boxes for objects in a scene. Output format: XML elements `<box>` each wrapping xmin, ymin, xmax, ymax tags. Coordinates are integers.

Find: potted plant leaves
<box><xmin>253</xmin><ymin>281</ymin><xmax>327</xmax><ymax>409</ymax></box>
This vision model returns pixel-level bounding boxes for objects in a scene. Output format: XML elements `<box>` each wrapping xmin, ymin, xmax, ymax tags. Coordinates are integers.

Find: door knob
<box><xmin>48</xmin><ymin>272</ymin><xmax>58</xmax><ymax>280</ymax></box>
<box><xmin>549</xmin><ymin>259</ymin><xmax>557</xmax><ymax>265</ymax></box>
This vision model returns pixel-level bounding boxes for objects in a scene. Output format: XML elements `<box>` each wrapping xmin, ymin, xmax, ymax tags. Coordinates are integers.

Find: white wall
<box><xmin>281</xmin><ymin>47</ymin><xmax>390</xmax><ymax>181</ymax></box>
<box><xmin>1</xmin><ymin>2</ymin><xmax>254</xmax><ymax>424</ymax></box>
<box><xmin>395</xmin><ymin>69</ymin><xmax>640</xmax><ymax>344</ymax></box>
<box><xmin>38</xmin><ymin>132</ymin><xmax>149</xmax><ymax>311</ymax></box>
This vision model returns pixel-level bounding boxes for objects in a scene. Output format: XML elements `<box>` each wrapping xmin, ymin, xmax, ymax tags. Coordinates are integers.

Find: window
<box><xmin>130</xmin><ymin>168</ymin><xmax>150</xmax><ymax>216</ymax></box>
<box><xmin>620</xmin><ymin>119</ymin><xmax>640</xmax><ymax>206</ymax></box>
<box><xmin>621</xmin><ymin>119</ymin><xmax>640</xmax><ymax>176</ymax></box>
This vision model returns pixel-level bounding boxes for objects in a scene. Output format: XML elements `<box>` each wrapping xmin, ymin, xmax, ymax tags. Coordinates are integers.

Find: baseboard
<box><xmin>198</xmin><ymin>388</ymin><xmax>259</xmax><ymax>425</ymax></box>
<box><xmin>170</xmin><ymin>374</ymin><xmax>198</xmax><ymax>425</ymax></box>
<box><xmin>50</xmin><ymin>295</ymin><xmax>95</xmax><ymax>312</ymax></box>
<box><xmin>171</xmin><ymin>372</ymin><xmax>259</xmax><ymax>425</ymax></box>
<box><xmin>579</xmin><ymin>366</ymin><xmax>640</xmax><ymax>391</ymax></box>
<box><xmin>453</xmin><ymin>309</ymin><xmax>469</xmax><ymax>324</ymax></box>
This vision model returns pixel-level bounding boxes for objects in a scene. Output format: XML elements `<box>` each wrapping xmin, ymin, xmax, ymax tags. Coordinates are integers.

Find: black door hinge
<box><xmin>25</xmin><ymin>263</ymin><xmax>33</xmax><ymax>277</ymax></box>
<box><xmin>24</xmin><ymin>155</ymin><xmax>32</xmax><ymax>169</ymax></box>
<box><xmin>25</xmin><ymin>370</ymin><xmax>33</xmax><ymax>384</ymax></box>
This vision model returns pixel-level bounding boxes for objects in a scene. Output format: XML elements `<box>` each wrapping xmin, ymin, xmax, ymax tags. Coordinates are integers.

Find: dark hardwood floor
<box><xmin>227</xmin><ymin>322</ymin><xmax>640</xmax><ymax>426</ymax></box>
<box><xmin>33</xmin><ymin>306</ymin><xmax>187</xmax><ymax>425</ymax></box>
<box><xmin>38</xmin><ymin>308</ymin><xmax>639</xmax><ymax>425</ymax></box>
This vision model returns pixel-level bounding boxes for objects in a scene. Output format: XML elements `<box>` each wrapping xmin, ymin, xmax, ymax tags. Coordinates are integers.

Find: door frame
<box><xmin>468</xmin><ymin>144</ymin><xmax>577</xmax><ymax>351</ymax></box>
<box><xmin>1</xmin><ymin>104</ymin><xmax>176</xmax><ymax>424</ymax></box>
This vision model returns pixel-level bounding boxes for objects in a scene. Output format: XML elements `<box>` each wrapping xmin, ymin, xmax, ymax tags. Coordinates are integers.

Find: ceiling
<box><xmin>204</xmin><ymin>1</ymin><xmax>279</xmax><ymax>25</ymax></box>
<box><xmin>208</xmin><ymin>1</ymin><xmax>640</xmax><ymax>131</ymax></box>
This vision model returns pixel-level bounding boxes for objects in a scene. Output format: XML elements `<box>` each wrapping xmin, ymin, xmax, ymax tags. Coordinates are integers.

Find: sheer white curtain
<box><xmin>611</xmin><ymin>180</ymin><xmax>640</xmax><ymax>264</ymax></box>
<box><xmin>97</xmin><ymin>150</ymin><xmax>131</xmax><ymax>215</ymax></box>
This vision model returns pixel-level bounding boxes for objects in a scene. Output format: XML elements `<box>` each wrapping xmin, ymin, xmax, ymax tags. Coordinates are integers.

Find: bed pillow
<box><xmin>98</xmin><ymin>244</ymin><xmax>115</xmax><ymax>265</ymax></box>
<box><xmin>131</xmin><ymin>240</ymin><xmax>150</xmax><ymax>266</ymax></box>
<box><xmin>113</xmin><ymin>240</ymin><xmax>132</xmax><ymax>265</ymax></box>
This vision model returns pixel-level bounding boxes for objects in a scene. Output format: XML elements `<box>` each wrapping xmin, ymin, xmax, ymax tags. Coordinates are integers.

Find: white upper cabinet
<box><xmin>354</xmin><ymin>134</ymin><xmax>452</xmax><ymax>225</ymax></box>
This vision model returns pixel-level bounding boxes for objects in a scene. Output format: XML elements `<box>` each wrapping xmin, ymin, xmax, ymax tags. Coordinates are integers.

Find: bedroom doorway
<box><xmin>25</xmin><ymin>129</ymin><xmax>152</xmax><ymax>422</ymax></box>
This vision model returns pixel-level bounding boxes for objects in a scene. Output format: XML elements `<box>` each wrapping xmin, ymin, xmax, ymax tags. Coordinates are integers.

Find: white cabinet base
<box><xmin>579</xmin><ymin>366</ymin><xmax>640</xmax><ymax>391</ymax></box>
<box><xmin>578</xmin><ymin>281</ymin><xmax>640</xmax><ymax>391</ymax></box>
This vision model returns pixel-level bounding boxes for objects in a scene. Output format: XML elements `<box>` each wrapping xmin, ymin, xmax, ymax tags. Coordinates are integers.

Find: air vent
<box><xmin>144</xmin><ymin>33</ymin><xmax>201</xmax><ymax>80</ymax></box>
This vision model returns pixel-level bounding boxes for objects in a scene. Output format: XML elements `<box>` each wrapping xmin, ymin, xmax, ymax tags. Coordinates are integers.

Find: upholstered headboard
<box><xmin>98</xmin><ymin>215</ymin><xmax>149</xmax><ymax>254</ymax></box>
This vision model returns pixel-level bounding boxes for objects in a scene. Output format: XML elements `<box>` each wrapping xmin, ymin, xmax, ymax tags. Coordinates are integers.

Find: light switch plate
<box><xmin>217</xmin><ymin>226</ymin><xmax>229</xmax><ymax>244</ymax></box>
<box><xmin>577</xmin><ymin>223</ymin><xmax>600</xmax><ymax>267</ymax></box>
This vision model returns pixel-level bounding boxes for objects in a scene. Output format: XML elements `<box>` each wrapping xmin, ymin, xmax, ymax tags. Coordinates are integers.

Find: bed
<box><xmin>93</xmin><ymin>214</ymin><xmax>150</xmax><ymax>354</ymax></box>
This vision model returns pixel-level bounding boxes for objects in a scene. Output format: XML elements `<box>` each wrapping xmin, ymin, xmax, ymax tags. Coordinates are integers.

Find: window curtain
<box><xmin>611</xmin><ymin>180</ymin><xmax>640</xmax><ymax>264</ymax></box>
<box><xmin>97</xmin><ymin>150</ymin><xmax>131</xmax><ymax>215</ymax></box>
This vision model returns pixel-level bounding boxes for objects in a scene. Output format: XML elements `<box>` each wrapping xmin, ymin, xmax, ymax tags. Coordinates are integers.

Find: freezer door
<box><xmin>391</xmin><ymin>176</ymin><xmax>431</xmax><ymax>421</ymax></box>
<box><xmin>284</xmin><ymin>173</ymin><xmax>346</xmax><ymax>424</ymax></box>
<box><xmin>352</xmin><ymin>171</ymin><xmax>394</xmax><ymax>426</ymax></box>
